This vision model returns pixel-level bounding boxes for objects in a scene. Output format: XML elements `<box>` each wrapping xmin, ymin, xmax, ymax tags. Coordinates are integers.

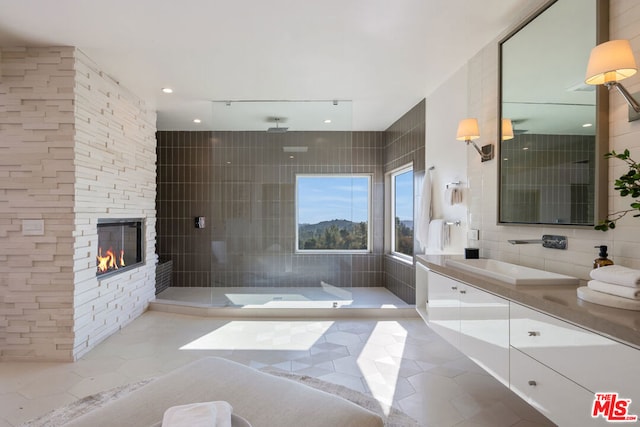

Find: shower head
<box><xmin>267</xmin><ymin>126</ymin><xmax>288</xmax><ymax>133</ymax></box>
<box><xmin>267</xmin><ymin>117</ymin><xmax>288</xmax><ymax>133</ymax></box>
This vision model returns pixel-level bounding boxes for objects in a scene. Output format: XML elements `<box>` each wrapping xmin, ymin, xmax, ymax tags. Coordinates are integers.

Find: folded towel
<box><xmin>162</xmin><ymin>401</ymin><xmax>233</xmax><ymax>427</ymax></box>
<box><xmin>588</xmin><ymin>280</ymin><xmax>640</xmax><ymax>300</ymax></box>
<box><xmin>427</xmin><ymin>219</ymin><xmax>445</xmax><ymax>251</ymax></box>
<box><xmin>590</xmin><ymin>265</ymin><xmax>640</xmax><ymax>288</ymax></box>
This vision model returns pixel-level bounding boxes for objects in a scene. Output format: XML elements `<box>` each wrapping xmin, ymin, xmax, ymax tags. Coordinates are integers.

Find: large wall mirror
<box><xmin>499</xmin><ymin>0</ymin><xmax>608</xmax><ymax>226</ymax></box>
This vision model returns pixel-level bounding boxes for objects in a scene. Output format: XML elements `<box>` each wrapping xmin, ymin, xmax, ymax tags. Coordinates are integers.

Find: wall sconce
<box><xmin>585</xmin><ymin>39</ymin><xmax>640</xmax><ymax>119</ymax></box>
<box><xmin>456</xmin><ymin>118</ymin><xmax>494</xmax><ymax>162</ymax></box>
<box><xmin>502</xmin><ymin>118</ymin><xmax>514</xmax><ymax>140</ymax></box>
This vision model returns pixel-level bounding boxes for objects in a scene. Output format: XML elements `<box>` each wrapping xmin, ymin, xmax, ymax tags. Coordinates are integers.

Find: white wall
<box><xmin>425</xmin><ymin>65</ymin><xmax>469</xmax><ymax>254</ymax></box>
<box><xmin>459</xmin><ymin>0</ymin><xmax>640</xmax><ymax>280</ymax></box>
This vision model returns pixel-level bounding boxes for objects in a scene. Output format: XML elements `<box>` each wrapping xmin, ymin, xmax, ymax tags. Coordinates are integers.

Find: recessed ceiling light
<box><xmin>226</xmin><ymin>161</ymin><xmax>231</xmax><ymax>164</ymax></box>
<box><xmin>289</xmin><ymin>155</ymin><xmax>295</xmax><ymax>159</ymax></box>
<box><xmin>162</xmin><ymin>87</ymin><xmax>173</xmax><ymax>94</ymax></box>
<box><xmin>503</xmin><ymin>158</ymin><xmax>509</xmax><ymax>161</ymax></box>
<box><xmin>193</xmin><ymin>119</ymin><xmax>201</xmax><ymax>124</ymax></box>
<box><xmin>523</xmin><ymin>147</ymin><xmax>529</xmax><ymax>151</ymax></box>
<box><xmin>324</xmin><ymin>119</ymin><xmax>332</xmax><ymax>124</ymax></box>
<box><xmin>582</xmin><ymin>123</ymin><xmax>593</xmax><ymax>127</ymax></box>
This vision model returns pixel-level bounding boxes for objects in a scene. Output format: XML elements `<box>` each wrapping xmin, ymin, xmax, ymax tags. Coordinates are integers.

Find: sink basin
<box><xmin>445</xmin><ymin>258</ymin><xmax>579</xmax><ymax>286</ymax></box>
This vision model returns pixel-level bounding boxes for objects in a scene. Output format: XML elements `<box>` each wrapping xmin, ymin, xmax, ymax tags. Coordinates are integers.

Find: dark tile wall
<box><xmin>500</xmin><ymin>134</ymin><xmax>595</xmax><ymax>224</ymax></box>
<box><xmin>156</xmin><ymin>130</ymin><xmax>386</xmax><ymax>288</ymax></box>
<box><xmin>383</xmin><ymin>99</ymin><xmax>426</xmax><ymax>304</ymax></box>
<box><xmin>156</xmin><ymin>99</ymin><xmax>427</xmax><ymax>303</ymax></box>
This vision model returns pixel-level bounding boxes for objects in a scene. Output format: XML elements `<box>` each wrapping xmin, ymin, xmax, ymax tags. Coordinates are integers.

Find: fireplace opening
<box><xmin>97</xmin><ymin>219</ymin><xmax>144</xmax><ymax>277</ymax></box>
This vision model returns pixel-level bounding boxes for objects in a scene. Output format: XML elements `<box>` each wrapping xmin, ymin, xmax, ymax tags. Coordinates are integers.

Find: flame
<box><xmin>97</xmin><ymin>247</ymin><xmax>125</xmax><ymax>274</ymax></box>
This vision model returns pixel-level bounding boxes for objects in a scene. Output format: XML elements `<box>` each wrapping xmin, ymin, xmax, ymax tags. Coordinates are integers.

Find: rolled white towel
<box><xmin>590</xmin><ymin>265</ymin><xmax>640</xmax><ymax>288</ymax></box>
<box><xmin>589</xmin><ymin>265</ymin><xmax>640</xmax><ymax>287</ymax></box>
<box><xmin>588</xmin><ymin>280</ymin><xmax>640</xmax><ymax>300</ymax></box>
<box><xmin>162</xmin><ymin>401</ymin><xmax>233</xmax><ymax>427</ymax></box>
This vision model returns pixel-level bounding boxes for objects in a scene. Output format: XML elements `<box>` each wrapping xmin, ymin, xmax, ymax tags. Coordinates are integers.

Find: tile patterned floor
<box><xmin>0</xmin><ymin>310</ymin><xmax>554</xmax><ymax>427</ymax></box>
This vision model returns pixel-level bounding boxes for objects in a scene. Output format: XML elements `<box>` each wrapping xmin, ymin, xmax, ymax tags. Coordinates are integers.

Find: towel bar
<box><xmin>446</xmin><ymin>181</ymin><xmax>462</xmax><ymax>189</ymax></box>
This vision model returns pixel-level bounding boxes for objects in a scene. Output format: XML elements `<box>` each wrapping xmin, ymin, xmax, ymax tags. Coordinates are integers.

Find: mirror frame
<box><xmin>497</xmin><ymin>0</ymin><xmax>609</xmax><ymax>227</ymax></box>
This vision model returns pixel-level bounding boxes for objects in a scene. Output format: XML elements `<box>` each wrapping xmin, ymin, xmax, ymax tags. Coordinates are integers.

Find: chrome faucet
<box><xmin>508</xmin><ymin>235</ymin><xmax>567</xmax><ymax>250</ymax></box>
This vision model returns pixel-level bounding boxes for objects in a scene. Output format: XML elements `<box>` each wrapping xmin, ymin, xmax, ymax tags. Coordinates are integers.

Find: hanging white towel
<box><xmin>426</xmin><ymin>219</ymin><xmax>445</xmax><ymax>251</ymax></box>
<box><xmin>443</xmin><ymin>221</ymin><xmax>451</xmax><ymax>247</ymax></box>
<box><xmin>452</xmin><ymin>188</ymin><xmax>463</xmax><ymax>205</ymax></box>
<box><xmin>416</xmin><ymin>169</ymin><xmax>433</xmax><ymax>251</ymax></box>
<box><xmin>445</xmin><ymin>188</ymin><xmax>453</xmax><ymax>206</ymax></box>
<box><xmin>445</xmin><ymin>187</ymin><xmax>463</xmax><ymax>206</ymax></box>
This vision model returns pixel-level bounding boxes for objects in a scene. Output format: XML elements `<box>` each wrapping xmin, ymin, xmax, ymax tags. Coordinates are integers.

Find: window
<box><xmin>296</xmin><ymin>175</ymin><xmax>371</xmax><ymax>252</ymax></box>
<box><xmin>390</xmin><ymin>166</ymin><xmax>414</xmax><ymax>258</ymax></box>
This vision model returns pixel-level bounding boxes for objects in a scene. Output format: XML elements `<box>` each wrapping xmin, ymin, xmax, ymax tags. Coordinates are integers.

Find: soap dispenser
<box><xmin>593</xmin><ymin>245</ymin><xmax>614</xmax><ymax>269</ymax></box>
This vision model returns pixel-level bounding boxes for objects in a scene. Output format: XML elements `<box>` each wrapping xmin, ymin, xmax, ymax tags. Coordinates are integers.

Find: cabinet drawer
<box><xmin>427</xmin><ymin>271</ymin><xmax>461</xmax><ymax>349</ymax></box>
<box><xmin>510</xmin><ymin>302</ymin><xmax>640</xmax><ymax>403</ymax></box>
<box><xmin>460</xmin><ymin>286</ymin><xmax>509</xmax><ymax>387</ymax></box>
<box><xmin>510</xmin><ymin>347</ymin><xmax>600</xmax><ymax>426</ymax></box>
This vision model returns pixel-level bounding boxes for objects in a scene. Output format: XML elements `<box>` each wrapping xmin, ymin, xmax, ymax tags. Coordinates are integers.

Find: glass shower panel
<box><xmin>208</xmin><ymin>100</ymin><xmax>357</xmax><ymax>307</ymax></box>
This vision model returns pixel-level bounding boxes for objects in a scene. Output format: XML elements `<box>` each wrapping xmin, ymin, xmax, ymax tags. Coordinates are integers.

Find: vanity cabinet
<box><xmin>427</xmin><ymin>271</ymin><xmax>510</xmax><ymax>386</ymax></box>
<box><xmin>419</xmin><ymin>258</ymin><xmax>640</xmax><ymax>426</ymax></box>
<box><xmin>510</xmin><ymin>302</ymin><xmax>640</xmax><ymax>420</ymax></box>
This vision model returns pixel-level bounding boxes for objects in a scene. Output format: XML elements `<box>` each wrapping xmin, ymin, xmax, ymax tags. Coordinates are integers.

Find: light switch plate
<box><xmin>467</xmin><ymin>229</ymin><xmax>479</xmax><ymax>240</ymax></box>
<box><xmin>22</xmin><ymin>219</ymin><xmax>45</xmax><ymax>236</ymax></box>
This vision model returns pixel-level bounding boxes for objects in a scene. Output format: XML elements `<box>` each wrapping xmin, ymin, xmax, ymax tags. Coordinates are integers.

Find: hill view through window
<box><xmin>392</xmin><ymin>167</ymin><xmax>413</xmax><ymax>257</ymax></box>
<box><xmin>297</xmin><ymin>175</ymin><xmax>370</xmax><ymax>251</ymax></box>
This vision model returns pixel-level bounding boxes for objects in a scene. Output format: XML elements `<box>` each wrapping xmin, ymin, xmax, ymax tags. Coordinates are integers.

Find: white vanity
<box><xmin>416</xmin><ymin>255</ymin><xmax>640</xmax><ymax>426</ymax></box>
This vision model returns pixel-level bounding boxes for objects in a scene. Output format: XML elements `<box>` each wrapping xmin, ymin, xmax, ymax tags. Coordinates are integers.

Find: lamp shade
<box><xmin>585</xmin><ymin>39</ymin><xmax>637</xmax><ymax>85</ymax></box>
<box><xmin>502</xmin><ymin>118</ymin><xmax>514</xmax><ymax>140</ymax></box>
<box><xmin>456</xmin><ymin>118</ymin><xmax>480</xmax><ymax>141</ymax></box>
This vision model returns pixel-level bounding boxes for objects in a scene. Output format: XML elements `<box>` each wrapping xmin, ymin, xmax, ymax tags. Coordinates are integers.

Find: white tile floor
<box><xmin>0</xmin><ymin>305</ymin><xmax>554</xmax><ymax>427</ymax></box>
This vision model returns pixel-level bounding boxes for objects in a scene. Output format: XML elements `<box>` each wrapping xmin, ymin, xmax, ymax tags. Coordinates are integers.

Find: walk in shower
<box><xmin>154</xmin><ymin>100</ymin><xmax>410</xmax><ymax>309</ymax></box>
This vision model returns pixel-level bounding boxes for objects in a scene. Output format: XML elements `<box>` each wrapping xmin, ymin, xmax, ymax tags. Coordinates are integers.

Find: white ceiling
<box><xmin>0</xmin><ymin>0</ymin><xmax>531</xmax><ymax>131</ymax></box>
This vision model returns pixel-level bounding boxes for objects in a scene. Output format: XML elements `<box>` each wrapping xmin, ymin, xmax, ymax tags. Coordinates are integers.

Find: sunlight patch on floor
<box><xmin>357</xmin><ymin>321</ymin><xmax>408</xmax><ymax>415</ymax></box>
<box><xmin>180</xmin><ymin>320</ymin><xmax>334</xmax><ymax>351</ymax></box>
